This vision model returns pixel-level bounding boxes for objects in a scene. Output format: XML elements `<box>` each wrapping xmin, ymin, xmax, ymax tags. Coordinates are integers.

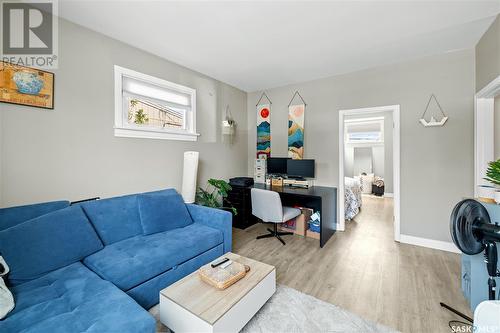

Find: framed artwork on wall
<box><xmin>287</xmin><ymin>91</ymin><xmax>307</xmax><ymax>159</ymax></box>
<box><xmin>0</xmin><ymin>61</ymin><xmax>55</xmax><ymax>109</ymax></box>
<box><xmin>288</xmin><ymin>103</ymin><xmax>305</xmax><ymax>159</ymax></box>
<box><xmin>256</xmin><ymin>104</ymin><xmax>271</xmax><ymax>158</ymax></box>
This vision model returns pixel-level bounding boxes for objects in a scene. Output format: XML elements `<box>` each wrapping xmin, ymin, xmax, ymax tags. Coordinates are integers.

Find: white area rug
<box><xmin>150</xmin><ymin>285</ymin><xmax>399</xmax><ymax>332</ymax></box>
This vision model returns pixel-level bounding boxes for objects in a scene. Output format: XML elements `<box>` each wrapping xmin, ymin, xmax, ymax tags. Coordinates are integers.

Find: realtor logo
<box><xmin>1</xmin><ymin>0</ymin><xmax>58</xmax><ymax>68</ymax></box>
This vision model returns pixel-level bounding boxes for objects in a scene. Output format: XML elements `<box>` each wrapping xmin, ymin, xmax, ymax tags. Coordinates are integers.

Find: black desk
<box><xmin>252</xmin><ymin>184</ymin><xmax>337</xmax><ymax>248</ymax></box>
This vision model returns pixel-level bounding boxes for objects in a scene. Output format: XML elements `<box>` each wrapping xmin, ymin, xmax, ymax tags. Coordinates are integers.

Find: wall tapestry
<box><xmin>256</xmin><ymin>104</ymin><xmax>271</xmax><ymax>158</ymax></box>
<box><xmin>288</xmin><ymin>103</ymin><xmax>305</xmax><ymax>159</ymax></box>
<box><xmin>0</xmin><ymin>61</ymin><xmax>54</xmax><ymax>109</ymax></box>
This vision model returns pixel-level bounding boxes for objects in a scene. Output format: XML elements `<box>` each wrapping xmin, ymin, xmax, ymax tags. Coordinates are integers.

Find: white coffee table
<box><xmin>159</xmin><ymin>252</ymin><xmax>276</xmax><ymax>333</ymax></box>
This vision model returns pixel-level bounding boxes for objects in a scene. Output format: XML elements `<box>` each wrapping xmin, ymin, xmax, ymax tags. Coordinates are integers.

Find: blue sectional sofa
<box><xmin>0</xmin><ymin>189</ymin><xmax>232</xmax><ymax>333</ymax></box>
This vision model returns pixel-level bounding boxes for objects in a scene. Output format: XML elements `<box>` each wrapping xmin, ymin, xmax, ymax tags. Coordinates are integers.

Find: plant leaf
<box><xmin>484</xmin><ymin>159</ymin><xmax>500</xmax><ymax>187</ymax></box>
<box><xmin>196</xmin><ymin>179</ymin><xmax>236</xmax><ymax>213</ymax></box>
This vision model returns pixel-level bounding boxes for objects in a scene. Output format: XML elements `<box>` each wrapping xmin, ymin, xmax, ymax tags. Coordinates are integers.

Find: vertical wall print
<box><xmin>288</xmin><ymin>103</ymin><xmax>305</xmax><ymax>159</ymax></box>
<box><xmin>256</xmin><ymin>104</ymin><xmax>271</xmax><ymax>158</ymax></box>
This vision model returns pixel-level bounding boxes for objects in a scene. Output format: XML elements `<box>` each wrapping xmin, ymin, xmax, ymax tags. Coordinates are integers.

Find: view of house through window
<box><xmin>347</xmin><ymin>131</ymin><xmax>382</xmax><ymax>142</ymax></box>
<box><xmin>344</xmin><ymin>117</ymin><xmax>384</xmax><ymax>144</ymax></box>
<box><xmin>126</xmin><ymin>97</ymin><xmax>184</xmax><ymax>130</ymax></box>
<box><xmin>114</xmin><ymin>65</ymin><xmax>197</xmax><ymax>141</ymax></box>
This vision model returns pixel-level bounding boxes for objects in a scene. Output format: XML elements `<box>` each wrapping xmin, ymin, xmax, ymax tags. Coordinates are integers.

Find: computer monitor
<box><xmin>267</xmin><ymin>157</ymin><xmax>288</xmax><ymax>175</ymax></box>
<box><xmin>286</xmin><ymin>159</ymin><xmax>315</xmax><ymax>178</ymax></box>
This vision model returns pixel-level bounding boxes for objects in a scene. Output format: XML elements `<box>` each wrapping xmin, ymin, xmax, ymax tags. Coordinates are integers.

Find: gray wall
<box><xmin>344</xmin><ymin>145</ymin><xmax>354</xmax><ymax>178</ymax></box>
<box><xmin>0</xmin><ymin>18</ymin><xmax>248</xmax><ymax>206</ymax></box>
<box><xmin>247</xmin><ymin>49</ymin><xmax>475</xmax><ymax>243</ymax></box>
<box><xmin>371</xmin><ymin>146</ymin><xmax>384</xmax><ymax>179</ymax></box>
<box><xmin>496</xmin><ymin>96</ymin><xmax>500</xmax><ymax>159</ymax></box>
<box><xmin>345</xmin><ymin>146</ymin><xmax>383</xmax><ymax>177</ymax></box>
<box><xmin>353</xmin><ymin>147</ymin><xmax>374</xmax><ymax>176</ymax></box>
<box><xmin>345</xmin><ymin>145</ymin><xmax>377</xmax><ymax>177</ymax></box>
<box><xmin>476</xmin><ymin>15</ymin><xmax>500</xmax><ymax>92</ymax></box>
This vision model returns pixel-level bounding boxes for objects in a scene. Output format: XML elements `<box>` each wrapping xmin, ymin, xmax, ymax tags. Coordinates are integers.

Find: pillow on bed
<box><xmin>359</xmin><ymin>174</ymin><xmax>374</xmax><ymax>193</ymax></box>
<box><xmin>345</xmin><ymin>177</ymin><xmax>360</xmax><ymax>188</ymax></box>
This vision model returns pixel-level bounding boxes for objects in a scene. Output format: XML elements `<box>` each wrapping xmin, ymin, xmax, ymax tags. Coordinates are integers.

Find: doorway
<box><xmin>338</xmin><ymin>105</ymin><xmax>401</xmax><ymax>241</ymax></box>
<box><xmin>474</xmin><ymin>75</ymin><xmax>500</xmax><ymax>198</ymax></box>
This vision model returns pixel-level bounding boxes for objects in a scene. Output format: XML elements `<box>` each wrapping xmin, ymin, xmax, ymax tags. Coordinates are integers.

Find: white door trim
<box><xmin>474</xmin><ymin>75</ymin><xmax>500</xmax><ymax>197</ymax></box>
<box><xmin>338</xmin><ymin>105</ymin><xmax>401</xmax><ymax>242</ymax></box>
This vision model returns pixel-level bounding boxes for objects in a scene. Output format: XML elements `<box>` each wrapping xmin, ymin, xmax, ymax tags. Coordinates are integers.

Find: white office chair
<box><xmin>251</xmin><ymin>188</ymin><xmax>301</xmax><ymax>245</ymax></box>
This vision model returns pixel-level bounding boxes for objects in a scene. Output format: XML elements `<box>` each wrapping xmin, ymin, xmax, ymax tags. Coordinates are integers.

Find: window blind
<box><xmin>122</xmin><ymin>76</ymin><xmax>191</xmax><ymax>106</ymax></box>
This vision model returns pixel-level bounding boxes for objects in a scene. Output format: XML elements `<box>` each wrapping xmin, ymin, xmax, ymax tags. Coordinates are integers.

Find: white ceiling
<box><xmin>59</xmin><ymin>1</ymin><xmax>500</xmax><ymax>92</ymax></box>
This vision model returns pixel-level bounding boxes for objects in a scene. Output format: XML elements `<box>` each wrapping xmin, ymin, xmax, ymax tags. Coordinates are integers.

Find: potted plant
<box><xmin>195</xmin><ymin>178</ymin><xmax>237</xmax><ymax>215</ymax></box>
<box><xmin>484</xmin><ymin>159</ymin><xmax>500</xmax><ymax>204</ymax></box>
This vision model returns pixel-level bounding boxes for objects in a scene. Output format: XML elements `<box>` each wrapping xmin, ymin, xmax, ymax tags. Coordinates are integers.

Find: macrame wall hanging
<box><xmin>287</xmin><ymin>91</ymin><xmax>307</xmax><ymax>159</ymax></box>
<box><xmin>419</xmin><ymin>94</ymin><xmax>448</xmax><ymax>127</ymax></box>
<box><xmin>256</xmin><ymin>92</ymin><xmax>272</xmax><ymax>158</ymax></box>
<box><xmin>221</xmin><ymin>105</ymin><xmax>236</xmax><ymax>144</ymax></box>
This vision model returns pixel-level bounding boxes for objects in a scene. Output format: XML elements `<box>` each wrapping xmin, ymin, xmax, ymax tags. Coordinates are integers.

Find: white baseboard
<box><xmin>384</xmin><ymin>192</ymin><xmax>394</xmax><ymax>198</ymax></box>
<box><xmin>399</xmin><ymin>234</ymin><xmax>460</xmax><ymax>253</ymax></box>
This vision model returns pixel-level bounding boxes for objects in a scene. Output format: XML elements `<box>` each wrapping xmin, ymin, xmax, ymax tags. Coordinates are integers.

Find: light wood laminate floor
<box><xmin>233</xmin><ymin>195</ymin><xmax>471</xmax><ymax>333</ymax></box>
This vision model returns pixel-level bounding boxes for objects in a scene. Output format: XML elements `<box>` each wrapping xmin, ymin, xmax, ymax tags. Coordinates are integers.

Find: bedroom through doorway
<box><xmin>338</xmin><ymin>105</ymin><xmax>400</xmax><ymax>242</ymax></box>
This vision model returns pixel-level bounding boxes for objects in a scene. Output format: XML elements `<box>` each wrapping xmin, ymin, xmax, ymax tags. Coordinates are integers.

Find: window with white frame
<box><xmin>344</xmin><ymin>117</ymin><xmax>384</xmax><ymax>144</ymax></box>
<box><xmin>114</xmin><ymin>66</ymin><xmax>198</xmax><ymax>141</ymax></box>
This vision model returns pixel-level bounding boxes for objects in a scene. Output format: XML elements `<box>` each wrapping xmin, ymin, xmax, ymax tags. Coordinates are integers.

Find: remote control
<box><xmin>211</xmin><ymin>257</ymin><xmax>229</xmax><ymax>268</ymax></box>
<box><xmin>220</xmin><ymin>260</ymin><xmax>233</xmax><ymax>269</ymax></box>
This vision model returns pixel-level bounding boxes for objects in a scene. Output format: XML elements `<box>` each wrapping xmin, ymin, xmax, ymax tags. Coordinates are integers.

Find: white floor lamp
<box><xmin>181</xmin><ymin>151</ymin><xmax>199</xmax><ymax>203</ymax></box>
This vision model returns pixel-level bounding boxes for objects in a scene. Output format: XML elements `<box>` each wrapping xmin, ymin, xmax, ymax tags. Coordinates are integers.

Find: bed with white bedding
<box><xmin>345</xmin><ymin>177</ymin><xmax>362</xmax><ymax>220</ymax></box>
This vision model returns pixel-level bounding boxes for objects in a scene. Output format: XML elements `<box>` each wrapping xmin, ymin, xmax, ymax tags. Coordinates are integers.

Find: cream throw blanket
<box><xmin>0</xmin><ymin>256</ymin><xmax>14</xmax><ymax>319</ymax></box>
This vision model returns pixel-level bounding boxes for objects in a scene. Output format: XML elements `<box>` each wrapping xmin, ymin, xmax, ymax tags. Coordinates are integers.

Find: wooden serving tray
<box><xmin>198</xmin><ymin>261</ymin><xmax>250</xmax><ymax>290</ymax></box>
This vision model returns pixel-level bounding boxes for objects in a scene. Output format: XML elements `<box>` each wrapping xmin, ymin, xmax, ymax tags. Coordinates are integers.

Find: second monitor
<box><xmin>267</xmin><ymin>157</ymin><xmax>289</xmax><ymax>175</ymax></box>
<box><xmin>287</xmin><ymin>159</ymin><xmax>315</xmax><ymax>179</ymax></box>
<box><xmin>266</xmin><ymin>157</ymin><xmax>315</xmax><ymax>179</ymax></box>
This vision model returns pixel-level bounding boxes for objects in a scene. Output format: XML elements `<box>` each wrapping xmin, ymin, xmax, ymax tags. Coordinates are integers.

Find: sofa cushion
<box><xmin>83</xmin><ymin>224</ymin><xmax>223</xmax><ymax>291</ymax></box>
<box><xmin>126</xmin><ymin>244</ymin><xmax>224</xmax><ymax>309</ymax></box>
<box><xmin>80</xmin><ymin>189</ymin><xmax>178</xmax><ymax>245</ymax></box>
<box><xmin>0</xmin><ymin>206</ymin><xmax>103</xmax><ymax>286</ymax></box>
<box><xmin>81</xmin><ymin>194</ymin><xmax>143</xmax><ymax>245</ymax></box>
<box><xmin>0</xmin><ymin>262</ymin><xmax>155</xmax><ymax>333</ymax></box>
<box><xmin>0</xmin><ymin>200</ymin><xmax>70</xmax><ymax>231</ymax></box>
<box><xmin>138</xmin><ymin>190</ymin><xmax>193</xmax><ymax>235</ymax></box>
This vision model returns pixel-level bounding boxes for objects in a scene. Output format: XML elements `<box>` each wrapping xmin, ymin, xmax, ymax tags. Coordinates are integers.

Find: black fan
<box><xmin>441</xmin><ymin>199</ymin><xmax>500</xmax><ymax>324</ymax></box>
<box><xmin>450</xmin><ymin>199</ymin><xmax>497</xmax><ymax>255</ymax></box>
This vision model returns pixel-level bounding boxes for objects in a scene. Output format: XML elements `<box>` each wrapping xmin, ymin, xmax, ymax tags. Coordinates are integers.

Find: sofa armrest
<box><xmin>186</xmin><ymin>204</ymin><xmax>232</xmax><ymax>253</ymax></box>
